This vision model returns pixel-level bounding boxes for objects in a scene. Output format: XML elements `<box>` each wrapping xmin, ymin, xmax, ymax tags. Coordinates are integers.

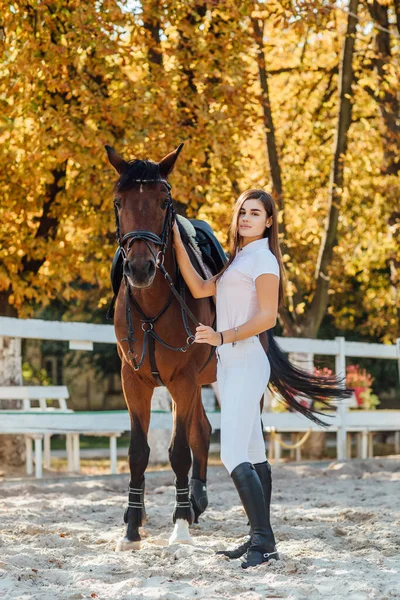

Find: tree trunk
<box><xmin>0</xmin><ymin>336</ymin><xmax>25</xmax><ymax>468</ymax></box>
<box><xmin>142</xmin><ymin>0</ymin><xmax>189</xmax><ymax>217</ymax></box>
<box><xmin>251</xmin><ymin>2</ymin><xmax>362</xmax><ymax>338</ymax></box>
<box><xmin>254</xmin><ymin>1</ymin><xmax>360</xmax><ymax>338</ymax></box>
<box><xmin>364</xmin><ymin>0</ymin><xmax>400</xmax><ymax>336</ymax></box>
<box><xmin>251</xmin><ymin>13</ymin><xmax>285</xmax><ymax>233</ymax></box>
<box><xmin>308</xmin><ymin>0</ymin><xmax>360</xmax><ymax>334</ymax></box>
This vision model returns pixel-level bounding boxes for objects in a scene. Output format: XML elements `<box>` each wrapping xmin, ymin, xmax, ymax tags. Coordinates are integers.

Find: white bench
<box><xmin>0</xmin><ymin>409</ymin><xmax>130</xmax><ymax>478</ymax></box>
<box><xmin>0</xmin><ymin>387</ymin><xmax>126</xmax><ymax>477</ymax></box>
<box><xmin>0</xmin><ymin>385</ymin><xmax>70</xmax><ymax>411</ymax></box>
<box><xmin>0</xmin><ymin>386</ymin><xmax>73</xmax><ymax>477</ymax></box>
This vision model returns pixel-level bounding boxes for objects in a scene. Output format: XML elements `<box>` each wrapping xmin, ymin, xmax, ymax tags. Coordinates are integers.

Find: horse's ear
<box><xmin>105</xmin><ymin>145</ymin><xmax>129</xmax><ymax>174</ymax></box>
<box><xmin>158</xmin><ymin>143</ymin><xmax>184</xmax><ymax>178</ymax></box>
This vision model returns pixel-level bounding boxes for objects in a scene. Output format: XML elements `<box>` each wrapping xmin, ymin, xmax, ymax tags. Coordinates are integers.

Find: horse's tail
<box><xmin>264</xmin><ymin>330</ymin><xmax>353</xmax><ymax>428</ymax></box>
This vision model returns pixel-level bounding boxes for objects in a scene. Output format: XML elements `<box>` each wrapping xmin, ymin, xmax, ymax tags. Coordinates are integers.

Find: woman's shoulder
<box><xmin>253</xmin><ymin>246</ymin><xmax>279</xmax><ymax>263</ymax></box>
<box><xmin>251</xmin><ymin>247</ymin><xmax>280</xmax><ymax>278</ymax></box>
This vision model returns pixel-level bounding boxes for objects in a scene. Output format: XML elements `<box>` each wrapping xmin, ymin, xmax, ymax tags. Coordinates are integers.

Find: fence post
<box><xmin>72</xmin><ymin>434</ymin><xmax>80</xmax><ymax>472</ymax></box>
<box><xmin>33</xmin><ymin>435</ymin><xmax>43</xmax><ymax>478</ymax></box>
<box><xmin>335</xmin><ymin>336</ymin><xmax>347</xmax><ymax>460</ymax></box>
<box><xmin>66</xmin><ymin>434</ymin><xmax>74</xmax><ymax>472</ymax></box>
<box><xmin>25</xmin><ymin>437</ymin><xmax>33</xmax><ymax>475</ymax></box>
<box><xmin>43</xmin><ymin>434</ymin><xmax>51</xmax><ymax>469</ymax></box>
<box><xmin>109</xmin><ymin>434</ymin><xmax>120</xmax><ymax>474</ymax></box>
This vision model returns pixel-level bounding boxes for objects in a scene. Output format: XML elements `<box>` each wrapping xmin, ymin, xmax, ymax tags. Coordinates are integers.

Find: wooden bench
<box><xmin>0</xmin><ymin>388</ymin><xmax>127</xmax><ymax>477</ymax></box>
<box><xmin>0</xmin><ymin>386</ymin><xmax>74</xmax><ymax>477</ymax></box>
<box><xmin>0</xmin><ymin>385</ymin><xmax>71</xmax><ymax>411</ymax></box>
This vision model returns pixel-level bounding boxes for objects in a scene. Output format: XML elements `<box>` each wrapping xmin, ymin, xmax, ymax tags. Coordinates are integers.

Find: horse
<box><xmin>105</xmin><ymin>143</ymin><xmax>218</xmax><ymax>550</ymax></box>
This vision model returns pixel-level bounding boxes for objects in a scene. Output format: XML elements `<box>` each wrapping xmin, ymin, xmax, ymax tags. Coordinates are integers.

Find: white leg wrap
<box><xmin>168</xmin><ymin>519</ymin><xmax>194</xmax><ymax>546</ymax></box>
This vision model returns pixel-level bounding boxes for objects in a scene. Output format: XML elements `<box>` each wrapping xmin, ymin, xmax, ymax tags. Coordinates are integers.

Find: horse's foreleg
<box><xmin>167</xmin><ymin>384</ymin><xmax>199</xmax><ymax>545</ymax></box>
<box><xmin>189</xmin><ymin>394</ymin><xmax>212</xmax><ymax>523</ymax></box>
<box><xmin>117</xmin><ymin>364</ymin><xmax>153</xmax><ymax>552</ymax></box>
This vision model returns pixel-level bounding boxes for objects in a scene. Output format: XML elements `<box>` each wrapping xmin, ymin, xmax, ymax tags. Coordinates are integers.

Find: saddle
<box><xmin>110</xmin><ymin>216</ymin><xmax>227</xmax><ymax>299</ymax></box>
<box><xmin>179</xmin><ymin>217</ymin><xmax>227</xmax><ymax>274</ymax></box>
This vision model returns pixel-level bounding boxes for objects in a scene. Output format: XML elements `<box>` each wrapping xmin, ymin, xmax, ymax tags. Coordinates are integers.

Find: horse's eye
<box><xmin>114</xmin><ymin>198</ymin><xmax>121</xmax><ymax>209</ymax></box>
<box><xmin>161</xmin><ymin>199</ymin><xmax>169</xmax><ymax>210</ymax></box>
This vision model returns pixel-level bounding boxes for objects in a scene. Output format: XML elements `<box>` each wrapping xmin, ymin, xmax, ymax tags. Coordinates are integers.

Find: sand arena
<box><xmin>0</xmin><ymin>459</ymin><xmax>399</xmax><ymax>600</ymax></box>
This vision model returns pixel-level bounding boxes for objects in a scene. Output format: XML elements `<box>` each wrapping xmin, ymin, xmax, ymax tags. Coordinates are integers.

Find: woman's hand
<box><xmin>195</xmin><ymin>324</ymin><xmax>221</xmax><ymax>346</ymax></box>
<box><xmin>172</xmin><ymin>221</ymin><xmax>183</xmax><ymax>250</ymax></box>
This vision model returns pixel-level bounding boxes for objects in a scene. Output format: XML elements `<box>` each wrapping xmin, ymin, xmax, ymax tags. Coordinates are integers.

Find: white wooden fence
<box><xmin>1</xmin><ymin>407</ymin><xmax>400</xmax><ymax>478</ymax></box>
<box><xmin>0</xmin><ymin>317</ymin><xmax>399</xmax><ymax>474</ymax></box>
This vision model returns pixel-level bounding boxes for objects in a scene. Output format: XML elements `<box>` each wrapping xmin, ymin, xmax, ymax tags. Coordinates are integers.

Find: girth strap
<box><xmin>148</xmin><ymin>333</ymin><xmax>164</xmax><ymax>386</ymax></box>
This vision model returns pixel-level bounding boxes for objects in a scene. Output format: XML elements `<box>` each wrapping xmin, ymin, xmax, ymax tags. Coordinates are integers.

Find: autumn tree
<box><xmin>244</xmin><ymin>0</ymin><xmax>398</xmax><ymax>343</ymax></box>
<box><xmin>0</xmin><ymin>0</ymin><xmax>397</xmax><ymax>356</ymax></box>
<box><xmin>0</xmin><ymin>0</ymin><xmax>135</xmax><ymax>464</ymax></box>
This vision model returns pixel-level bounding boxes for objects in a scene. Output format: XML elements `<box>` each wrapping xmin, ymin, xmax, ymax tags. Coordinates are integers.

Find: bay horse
<box><xmin>105</xmin><ymin>143</ymin><xmax>217</xmax><ymax>550</ymax></box>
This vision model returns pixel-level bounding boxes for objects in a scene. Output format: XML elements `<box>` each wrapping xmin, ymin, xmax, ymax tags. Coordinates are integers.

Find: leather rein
<box><xmin>113</xmin><ymin>177</ymin><xmax>211</xmax><ymax>385</ymax></box>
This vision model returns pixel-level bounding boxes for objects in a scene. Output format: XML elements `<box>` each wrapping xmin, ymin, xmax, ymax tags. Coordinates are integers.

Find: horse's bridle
<box><xmin>114</xmin><ymin>178</ymin><xmax>174</xmax><ymax>268</ymax></box>
<box><xmin>113</xmin><ymin>177</ymin><xmax>210</xmax><ymax>384</ymax></box>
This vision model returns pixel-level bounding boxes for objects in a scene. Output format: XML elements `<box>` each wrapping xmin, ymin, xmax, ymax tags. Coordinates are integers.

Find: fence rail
<box><xmin>1</xmin><ymin>317</ymin><xmax>399</xmax><ymax>467</ymax></box>
<box><xmin>0</xmin><ymin>316</ymin><xmax>399</xmax><ymax>359</ymax></box>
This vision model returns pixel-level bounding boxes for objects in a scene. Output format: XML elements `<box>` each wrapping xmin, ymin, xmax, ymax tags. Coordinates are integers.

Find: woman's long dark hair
<box><xmin>215</xmin><ymin>189</ymin><xmax>286</xmax><ymax>308</ymax></box>
<box><xmin>219</xmin><ymin>189</ymin><xmax>352</xmax><ymax>427</ymax></box>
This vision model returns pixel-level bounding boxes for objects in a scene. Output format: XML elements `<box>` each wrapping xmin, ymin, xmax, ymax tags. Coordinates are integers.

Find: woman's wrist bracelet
<box><xmin>219</xmin><ymin>331</ymin><xmax>224</xmax><ymax>346</ymax></box>
<box><xmin>232</xmin><ymin>326</ymin><xmax>238</xmax><ymax>347</ymax></box>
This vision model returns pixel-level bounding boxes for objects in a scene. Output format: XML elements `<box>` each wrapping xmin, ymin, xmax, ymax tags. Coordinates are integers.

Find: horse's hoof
<box><xmin>168</xmin><ymin>535</ymin><xmax>194</xmax><ymax>546</ymax></box>
<box><xmin>116</xmin><ymin>537</ymin><xmax>141</xmax><ymax>552</ymax></box>
<box><xmin>168</xmin><ymin>519</ymin><xmax>194</xmax><ymax>546</ymax></box>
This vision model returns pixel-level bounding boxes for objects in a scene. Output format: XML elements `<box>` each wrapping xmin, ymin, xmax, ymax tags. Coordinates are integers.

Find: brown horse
<box><xmin>105</xmin><ymin>143</ymin><xmax>217</xmax><ymax>550</ymax></box>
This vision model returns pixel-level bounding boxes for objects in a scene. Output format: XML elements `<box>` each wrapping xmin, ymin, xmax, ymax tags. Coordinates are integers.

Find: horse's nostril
<box><xmin>147</xmin><ymin>260</ymin><xmax>155</xmax><ymax>275</ymax></box>
<box><xmin>123</xmin><ymin>261</ymin><xmax>132</xmax><ymax>276</ymax></box>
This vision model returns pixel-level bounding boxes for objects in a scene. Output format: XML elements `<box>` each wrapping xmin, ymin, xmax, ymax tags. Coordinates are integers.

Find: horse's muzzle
<box><xmin>123</xmin><ymin>257</ymin><xmax>156</xmax><ymax>288</ymax></box>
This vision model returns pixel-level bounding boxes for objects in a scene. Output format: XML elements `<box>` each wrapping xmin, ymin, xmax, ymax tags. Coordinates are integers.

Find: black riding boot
<box><xmin>230</xmin><ymin>462</ymin><xmax>278</xmax><ymax>569</ymax></box>
<box><xmin>216</xmin><ymin>460</ymin><xmax>276</xmax><ymax>560</ymax></box>
<box><xmin>254</xmin><ymin>460</ymin><xmax>276</xmax><ymax>548</ymax></box>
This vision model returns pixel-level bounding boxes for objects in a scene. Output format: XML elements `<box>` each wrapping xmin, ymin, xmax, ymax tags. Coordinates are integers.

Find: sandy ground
<box><xmin>0</xmin><ymin>458</ymin><xmax>399</xmax><ymax>600</ymax></box>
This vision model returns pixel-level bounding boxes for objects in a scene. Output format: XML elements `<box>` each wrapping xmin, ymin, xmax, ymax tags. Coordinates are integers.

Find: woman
<box><xmin>172</xmin><ymin>188</ymin><xmax>348</xmax><ymax>569</ymax></box>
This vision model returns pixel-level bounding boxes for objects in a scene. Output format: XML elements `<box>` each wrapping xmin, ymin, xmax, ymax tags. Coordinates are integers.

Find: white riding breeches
<box><xmin>216</xmin><ymin>336</ymin><xmax>270</xmax><ymax>475</ymax></box>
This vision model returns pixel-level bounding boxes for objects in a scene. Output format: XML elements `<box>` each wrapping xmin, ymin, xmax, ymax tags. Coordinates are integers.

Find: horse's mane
<box><xmin>114</xmin><ymin>159</ymin><xmax>161</xmax><ymax>192</ymax></box>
